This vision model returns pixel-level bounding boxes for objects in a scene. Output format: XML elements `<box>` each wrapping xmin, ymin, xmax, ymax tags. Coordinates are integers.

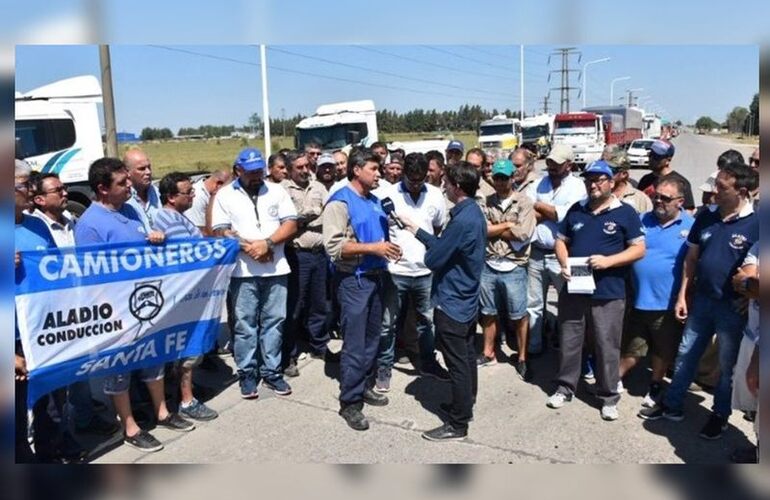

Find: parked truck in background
<box><xmin>15</xmin><ymin>75</ymin><xmax>104</xmax><ymax>216</ymax></box>
<box><xmin>295</xmin><ymin>100</ymin><xmax>378</xmax><ymax>151</ymax></box>
<box><xmin>478</xmin><ymin>115</ymin><xmax>521</xmax><ymax>157</ymax></box>
<box><xmin>552</xmin><ymin>106</ymin><xmax>643</xmax><ymax>169</ymax></box>
<box><xmin>520</xmin><ymin>114</ymin><xmax>555</xmax><ymax>158</ymax></box>
<box><xmin>642</xmin><ymin>113</ymin><xmax>662</xmax><ymax>139</ymax></box>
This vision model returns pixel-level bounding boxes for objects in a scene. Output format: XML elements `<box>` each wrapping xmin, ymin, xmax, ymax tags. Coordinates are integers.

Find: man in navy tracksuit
<box><xmin>323</xmin><ymin>148</ymin><xmax>403</xmax><ymax>431</ymax></box>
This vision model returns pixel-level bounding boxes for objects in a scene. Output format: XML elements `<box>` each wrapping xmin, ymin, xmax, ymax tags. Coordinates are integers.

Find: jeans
<box><xmin>527</xmin><ymin>247</ymin><xmax>565</xmax><ymax>353</ymax></box>
<box><xmin>285</xmin><ymin>248</ymin><xmax>330</xmax><ymax>358</ymax></box>
<box><xmin>434</xmin><ymin>308</ymin><xmax>478</xmax><ymax>431</ymax></box>
<box><xmin>663</xmin><ymin>293</ymin><xmax>746</xmax><ymax>417</ymax></box>
<box><xmin>230</xmin><ymin>275</ymin><xmax>288</xmax><ymax>385</ymax></box>
<box><xmin>479</xmin><ymin>265</ymin><xmax>528</xmax><ymax>320</ymax></box>
<box><xmin>378</xmin><ymin>273</ymin><xmax>435</xmax><ymax>370</ymax></box>
<box><xmin>338</xmin><ymin>272</ymin><xmax>384</xmax><ymax>405</ymax></box>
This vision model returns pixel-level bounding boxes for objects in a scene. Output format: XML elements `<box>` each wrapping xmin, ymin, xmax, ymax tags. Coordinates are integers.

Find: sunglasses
<box><xmin>42</xmin><ymin>186</ymin><xmax>67</xmax><ymax>195</ymax></box>
<box><xmin>652</xmin><ymin>194</ymin><xmax>682</xmax><ymax>203</ymax></box>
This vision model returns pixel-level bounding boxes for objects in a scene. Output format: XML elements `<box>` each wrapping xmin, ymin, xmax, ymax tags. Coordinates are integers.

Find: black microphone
<box><xmin>381</xmin><ymin>197</ymin><xmax>405</xmax><ymax>229</ymax></box>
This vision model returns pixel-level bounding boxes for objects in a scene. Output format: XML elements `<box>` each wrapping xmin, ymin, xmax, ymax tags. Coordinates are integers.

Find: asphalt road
<box><xmin>88</xmin><ymin>132</ymin><xmax>757</xmax><ymax>463</ymax></box>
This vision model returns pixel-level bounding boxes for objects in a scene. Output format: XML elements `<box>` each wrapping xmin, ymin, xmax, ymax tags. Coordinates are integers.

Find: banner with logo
<box><xmin>15</xmin><ymin>237</ymin><xmax>239</xmax><ymax>406</ymax></box>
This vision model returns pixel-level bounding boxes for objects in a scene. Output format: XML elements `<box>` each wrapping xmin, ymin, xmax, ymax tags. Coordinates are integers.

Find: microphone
<box><xmin>381</xmin><ymin>197</ymin><xmax>405</xmax><ymax>229</ymax></box>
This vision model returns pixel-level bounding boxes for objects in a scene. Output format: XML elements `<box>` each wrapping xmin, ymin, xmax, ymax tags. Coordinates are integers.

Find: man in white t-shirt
<box><xmin>373</xmin><ymin>153</ymin><xmax>449</xmax><ymax>393</ymax></box>
<box><xmin>184</xmin><ymin>170</ymin><xmax>232</xmax><ymax>235</ymax></box>
<box><xmin>211</xmin><ymin>148</ymin><xmax>298</xmax><ymax>399</ymax></box>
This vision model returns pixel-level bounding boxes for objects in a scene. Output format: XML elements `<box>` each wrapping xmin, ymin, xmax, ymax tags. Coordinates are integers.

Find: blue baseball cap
<box><xmin>234</xmin><ymin>148</ymin><xmax>266</xmax><ymax>171</ymax></box>
<box><xmin>650</xmin><ymin>140</ymin><xmax>675</xmax><ymax>158</ymax></box>
<box><xmin>446</xmin><ymin>140</ymin><xmax>464</xmax><ymax>153</ymax></box>
<box><xmin>581</xmin><ymin>160</ymin><xmax>614</xmax><ymax>178</ymax></box>
<box><xmin>491</xmin><ymin>159</ymin><xmax>515</xmax><ymax>177</ymax></box>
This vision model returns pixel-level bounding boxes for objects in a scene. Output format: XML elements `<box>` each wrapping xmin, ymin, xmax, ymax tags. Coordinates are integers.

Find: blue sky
<box><xmin>15</xmin><ymin>44</ymin><xmax>758</xmax><ymax>135</ymax></box>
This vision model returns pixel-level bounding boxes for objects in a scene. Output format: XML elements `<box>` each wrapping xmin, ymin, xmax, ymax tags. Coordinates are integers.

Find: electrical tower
<box><xmin>541</xmin><ymin>94</ymin><xmax>551</xmax><ymax>115</ymax></box>
<box><xmin>548</xmin><ymin>48</ymin><xmax>581</xmax><ymax>113</ymax></box>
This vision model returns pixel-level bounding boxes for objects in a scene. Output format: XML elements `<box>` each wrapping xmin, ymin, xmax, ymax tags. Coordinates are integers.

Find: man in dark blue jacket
<box><xmin>401</xmin><ymin>161</ymin><xmax>487</xmax><ymax>441</ymax></box>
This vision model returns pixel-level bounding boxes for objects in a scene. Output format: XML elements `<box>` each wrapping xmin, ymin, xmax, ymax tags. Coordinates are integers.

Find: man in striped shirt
<box><xmin>153</xmin><ymin>172</ymin><xmax>219</xmax><ymax>421</ymax></box>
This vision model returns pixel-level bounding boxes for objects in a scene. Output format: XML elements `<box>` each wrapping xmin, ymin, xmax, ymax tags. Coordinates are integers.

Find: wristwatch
<box><xmin>265</xmin><ymin>238</ymin><xmax>275</xmax><ymax>251</ymax></box>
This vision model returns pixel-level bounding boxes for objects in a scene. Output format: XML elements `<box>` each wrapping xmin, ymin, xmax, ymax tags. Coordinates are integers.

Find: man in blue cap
<box><xmin>211</xmin><ymin>148</ymin><xmax>298</xmax><ymax>399</ymax></box>
<box><xmin>637</xmin><ymin>140</ymin><xmax>695</xmax><ymax>212</ymax></box>
<box><xmin>445</xmin><ymin>140</ymin><xmax>464</xmax><ymax>166</ymax></box>
<box><xmin>477</xmin><ymin>159</ymin><xmax>536</xmax><ymax>381</ymax></box>
<box><xmin>547</xmin><ymin>160</ymin><xmax>645</xmax><ymax>421</ymax></box>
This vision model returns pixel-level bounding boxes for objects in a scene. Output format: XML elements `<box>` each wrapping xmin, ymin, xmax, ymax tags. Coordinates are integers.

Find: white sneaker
<box><xmin>546</xmin><ymin>392</ymin><xmax>571</xmax><ymax>409</ymax></box>
<box><xmin>617</xmin><ymin>380</ymin><xmax>625</xmax><ymax>393</ymax></box>
<box><xmin>601</xmin><ymin>404</ymin><xmax>619</xmax><ymax>421</ymax></box>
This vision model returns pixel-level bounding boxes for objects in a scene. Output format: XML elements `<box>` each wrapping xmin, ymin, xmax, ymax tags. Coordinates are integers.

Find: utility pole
<box><xmin>626</xmin><ymin>88</ymin><xmax>644</xmax><ymax>107</ymax></box>
<box><xmin>548</xmin><ymin>47</ymin><xmax>581</xmax><ymax>113</ymax></box>
<box><xmin>260</xmin><ymin>44</ymin><xmax>271</xmax><ymax>156</ymax></box>
<box><xmin>520</xmin><ymin>45</ymin><xmax>524</xmax><ymax>120</ymax></box>
<box><xmin>541</xmin><ymin>94</ymin><xmax>551</xmax><ymax>115</ymax></box>
<box><xmin>99</xmin><ymin>45</ymin><xmax>118</xmax><ymax>157</ymax></box>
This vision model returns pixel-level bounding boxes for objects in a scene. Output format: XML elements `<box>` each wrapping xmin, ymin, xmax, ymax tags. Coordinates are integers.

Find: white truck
<box><xmin>478</xmin><ymin>115</ymin><xmax>521</xmax><ymax>157</ymax></box>
<box><xmin>15</xmin><ymin>75</ymin><xmax>104</xmax><ymax>215</ymax></box>
<box><xmin>642</xmin><ymin>113</ymin><xmax>662</xmax><ymax>139</ymax></box>
<box><xmin>520</xmin><ymin>114</ymin><xmax>555</xmax><ymax>158</ymax></box>
<box><xmin>295</xmin><ymin>100</ymin><xmax>378</xmax><ymax>151</ymax></box>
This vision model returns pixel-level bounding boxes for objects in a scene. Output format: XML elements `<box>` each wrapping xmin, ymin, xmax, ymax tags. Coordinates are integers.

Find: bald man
<box><xmin>123</xmin><ymin>148</ymin><xmax>162</xmax><ymax>231</ymax></box>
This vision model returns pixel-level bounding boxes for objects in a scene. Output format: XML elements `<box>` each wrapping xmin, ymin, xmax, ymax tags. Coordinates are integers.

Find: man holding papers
<box><xmin>547</xmin><ymin>160</ymin><xmax>646</xmax><ymax>421</ymax></box>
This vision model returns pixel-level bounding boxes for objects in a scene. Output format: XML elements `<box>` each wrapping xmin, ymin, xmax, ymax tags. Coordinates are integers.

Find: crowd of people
<box><xmin>14</xmin><ymin>136</ymin><xmax>760</xmax><ymax>462</ymax></box>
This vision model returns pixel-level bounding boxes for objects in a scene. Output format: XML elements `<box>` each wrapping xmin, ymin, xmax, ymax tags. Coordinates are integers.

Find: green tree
<box><xmin>248</xmin><ymin>113</ymin><xmax>262</xmax><ymax>135</ymax></box>
<box><xmin>695</xmin><ymin>116</ymin><xmax>718</xmax><ymax>132</ymax></box>
<box><xmin>748</xmin><ymin>93</ymin><xmax>759</xmax><ymax>135</ymax></box>
<box><xmin>725</xmin><ymin>106</ymin><xmax>749</xmax><ymax>134</ymax></box>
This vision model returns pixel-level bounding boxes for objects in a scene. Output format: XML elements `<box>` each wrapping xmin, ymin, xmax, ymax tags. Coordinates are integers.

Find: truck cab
<box><xmin>295</xmin><ymin>100</ymin><xmax>378</xmax><ymax>151</ymax></box>
<box><xmin>551</xmin><ymin>112</ymin><xmax>605</xmax><ymax>167</ymax></box>
<box><xmin>478</xmin><ymin>115</ymin><xmax>521</xmax><ymax>156</ymax></box>
<box><xmin>15</xmin><ymin>75</ymin><xmax>104</xmax><ymax>216</ymax></box>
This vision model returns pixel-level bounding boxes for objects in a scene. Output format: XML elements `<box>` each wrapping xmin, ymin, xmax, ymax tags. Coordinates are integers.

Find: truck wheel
<box><xmin>67</xmin><ymin>200</ymin><xmax>88</xmax><ymax>218</ymax></box>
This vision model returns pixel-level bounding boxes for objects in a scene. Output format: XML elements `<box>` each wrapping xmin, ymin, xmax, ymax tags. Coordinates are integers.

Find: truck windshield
<box><xmin>553</xmin><ymin>119</ymin><xmax>596</xmax><ymax>135</ymax></box>
<box><xmin>522</xmin><ymin>125</ymin><xmax>549</xmax><ymax>140</ymax></box>
<box><xmin>15</xmin><ymin>119</ymin><xmax>76</xmax><ymax>158</ymax></box>
<box><xmin>296</xmin><ymin>123</ymin><xmax>368</xmax><ymax>150</ymax></box>
<box><xmin>479</xmin><ymin>124</ymin><xmax>515</xmax><ymax>136</ymax></box>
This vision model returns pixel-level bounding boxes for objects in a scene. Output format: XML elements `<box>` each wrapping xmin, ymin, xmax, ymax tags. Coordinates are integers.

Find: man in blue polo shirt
<box><xmin>548</xmin><ymin>160</ymin><xmax>645</xmax><ymax>421</ymax></box>
<box><xmin>619</xmin><ymin>176</ymin><xmax>694</xmax><ymax>409</ymax></box>
<box><xmin>639</xmin><ymin>162</ymin><xmax>759</xmax><ymax>440</ymax></box>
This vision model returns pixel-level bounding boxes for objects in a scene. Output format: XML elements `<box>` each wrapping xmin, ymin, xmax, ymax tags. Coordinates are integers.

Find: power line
<box><xmin>147</xmin><ymin>45</ymin><xmax>521</xmax><ymax>105</ymax></box>
<box><xmin>267</xmin><ymin>46</ymin><xmax>520</xmax><ymax>99</ymax></box>
<box><xmin>421</xmin><ymin>45</ymin><xmax>523</xmax><ymax>75</ymax></box>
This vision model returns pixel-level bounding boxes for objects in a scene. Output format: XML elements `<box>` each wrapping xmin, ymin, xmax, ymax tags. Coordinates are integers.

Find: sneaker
<box><xmin>179</xmin><ymin>399</ymin><xmax>219</xmax><ymax>421</ymax></box>
<box><xmin>124</xmin><ymin>429</ymin><xmax>164</xmax><ymax>452</ymax></box>
<box><xmin>699</xmin><ymin>413</ymin><xmax>728</xmax><ymax>440</ymax></box>
<box><xmin>617</xmin><ymin>380</ymin><xmax>625</xmax><ymax>394</ymax></box>
<box><xmin>75</xmin><ymin>415</ymin><xmax>120</xmax><ymax>436</ymax></box>
<box><xmin>297</xmin><ymin>352</ymin><xmax>308</xmax><ymax>361</ymax></box>
<box><xmin>601</xmin><ymin>404</ymin><xmax>619</xmax><ymax>421</ymax></box>
<box><xmin>374</xmin><ymin>367</ymin><xmax>392</xmax><ymax>393</ymax></box>
<box><xmin>310</xmin><ymin>349</ymin><xmax>340</xmax><ymax>363</ymax></box>
<box><xmin>637</xmin><ymin>404</ymin><xmax>684</xmax><ymax>422</ymax></box>
<box><xmin>217</xmin><ymin>343</ymin><xmax>233</xmax><ymax>357</ymax></box>
<box><xmin>582</xmin><ymin>366</ymin><xmax>595</xmax><ymax>381</ymax></box>
<box><xmin>742</xmin><ymin>410</ymin><xmax>756</xmax><ymax>423</ymax></box>
<box><xmin>420</xmin><ymin>361</ymin><xmax>450</xmax><ymax>381</ymax></box>
<box><xmin>422</xmin><ymin>422</ymin><xmax>467</xmax><ymax>442</ymax></box>
<box><xmin>264</xmin><ymin>378</ymin><xmax>292</xmax><ymax>396</ymax></box>
<box><xmin>339</xmin><ymin>403</ymin><xmax>369</xmax><ymax>431</ymax></box>
<box><xmin>363</xmin><ymin>388</ymin><xmax>389</xmax><ymax>406</ymax></box>
<box><xmin>476</xmin><ymin>354</ymin><xmax>497</xmax><ymax>367</ymax></box>
<box><xmin>395</xmin><ymin>353</ymin><xmax>412</xmax><ymax>365</ymax></box>
<box><xmin>641</xmin><ymin>383</ymin><xmax>663</xmax><ymax>408</ymax></box>
<box><xmin>514</xmin><ymin>360</ymin><xmax>532</xmax><ymax>381</ymax></box>
<box><xmin>56</xmin><ymin>431</ymin><xmax>88</xmax><ymax>464</ymax></box>
<box><xmin>546</xmin><ymin>392</ymin><xmax>572</xmax><ymax>409</ymax></box>
<box><xmin>157</xmin><ymin>413</ymin><xmax>195</xmax><ymax>432</ymax></box>
<box><xmin>240</xmin><ymin>378</ymin><xmax>259</xmax><ymax>399</ymax></box>
<box><xmin>283</xmin><ymin>359</ymin><xmax>300</xmax><ymax>378</ymax></box>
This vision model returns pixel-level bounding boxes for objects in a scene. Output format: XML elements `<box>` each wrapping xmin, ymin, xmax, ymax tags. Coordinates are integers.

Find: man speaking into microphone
<box><xmin>323</xmin><ymin>148</ymin><xmax>402</xmax><ymax>431</ymax></box>
<box><xmin>398</xmin><ymin>161</ymin><xmax>487</xmax><ymax>442</ymax></box>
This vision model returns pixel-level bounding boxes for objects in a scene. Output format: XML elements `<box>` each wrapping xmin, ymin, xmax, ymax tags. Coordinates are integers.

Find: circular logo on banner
<box><xmin>129</xmin><ymin>281</ymin><xmax>164</xmax><ymax>322</ymax></box>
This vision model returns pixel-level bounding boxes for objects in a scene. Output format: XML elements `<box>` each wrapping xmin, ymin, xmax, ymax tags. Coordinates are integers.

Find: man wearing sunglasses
<box><xmin>637</xmin><ymin>140</ymin><xmax>695</xmax><ymax>213</ymax></box>
<box><xmin>548</xmin><ymin>160</ymin><xmax>645</xmax><ymax>421</ymax></box>
<box><xmin>618</xmin><ymin>177</ymin><xmax>694</xmax><ymax>410</ymax></box>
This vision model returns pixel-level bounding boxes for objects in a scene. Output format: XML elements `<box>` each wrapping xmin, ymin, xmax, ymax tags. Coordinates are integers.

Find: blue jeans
<box><xmin>663</xmin><ymin>293</ymin><xmax>746</xmax><ymax>417</ymax></box>
<box><xmin>527</xmin><ymin>248</ymin><xmax>565</xmax><ymax>353</ymax></box>
<box><xmin>378</xmin><ymin>273</ymin><xmax>435</xmax><ymax>370</ymax></box>
<box><xmin>480</xmin><ymin>264</ymin><xmax>528</xmax><ymax>320</ymax></box>
<box><xmin>338</xmin><ymin>272</ymin><xmax>383</xmax><ymax>405</ymax></box>
<box><xmin>230</xmin><ymin>275</ymin><xmax>288</xmax><ymax>385</ymax></box>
